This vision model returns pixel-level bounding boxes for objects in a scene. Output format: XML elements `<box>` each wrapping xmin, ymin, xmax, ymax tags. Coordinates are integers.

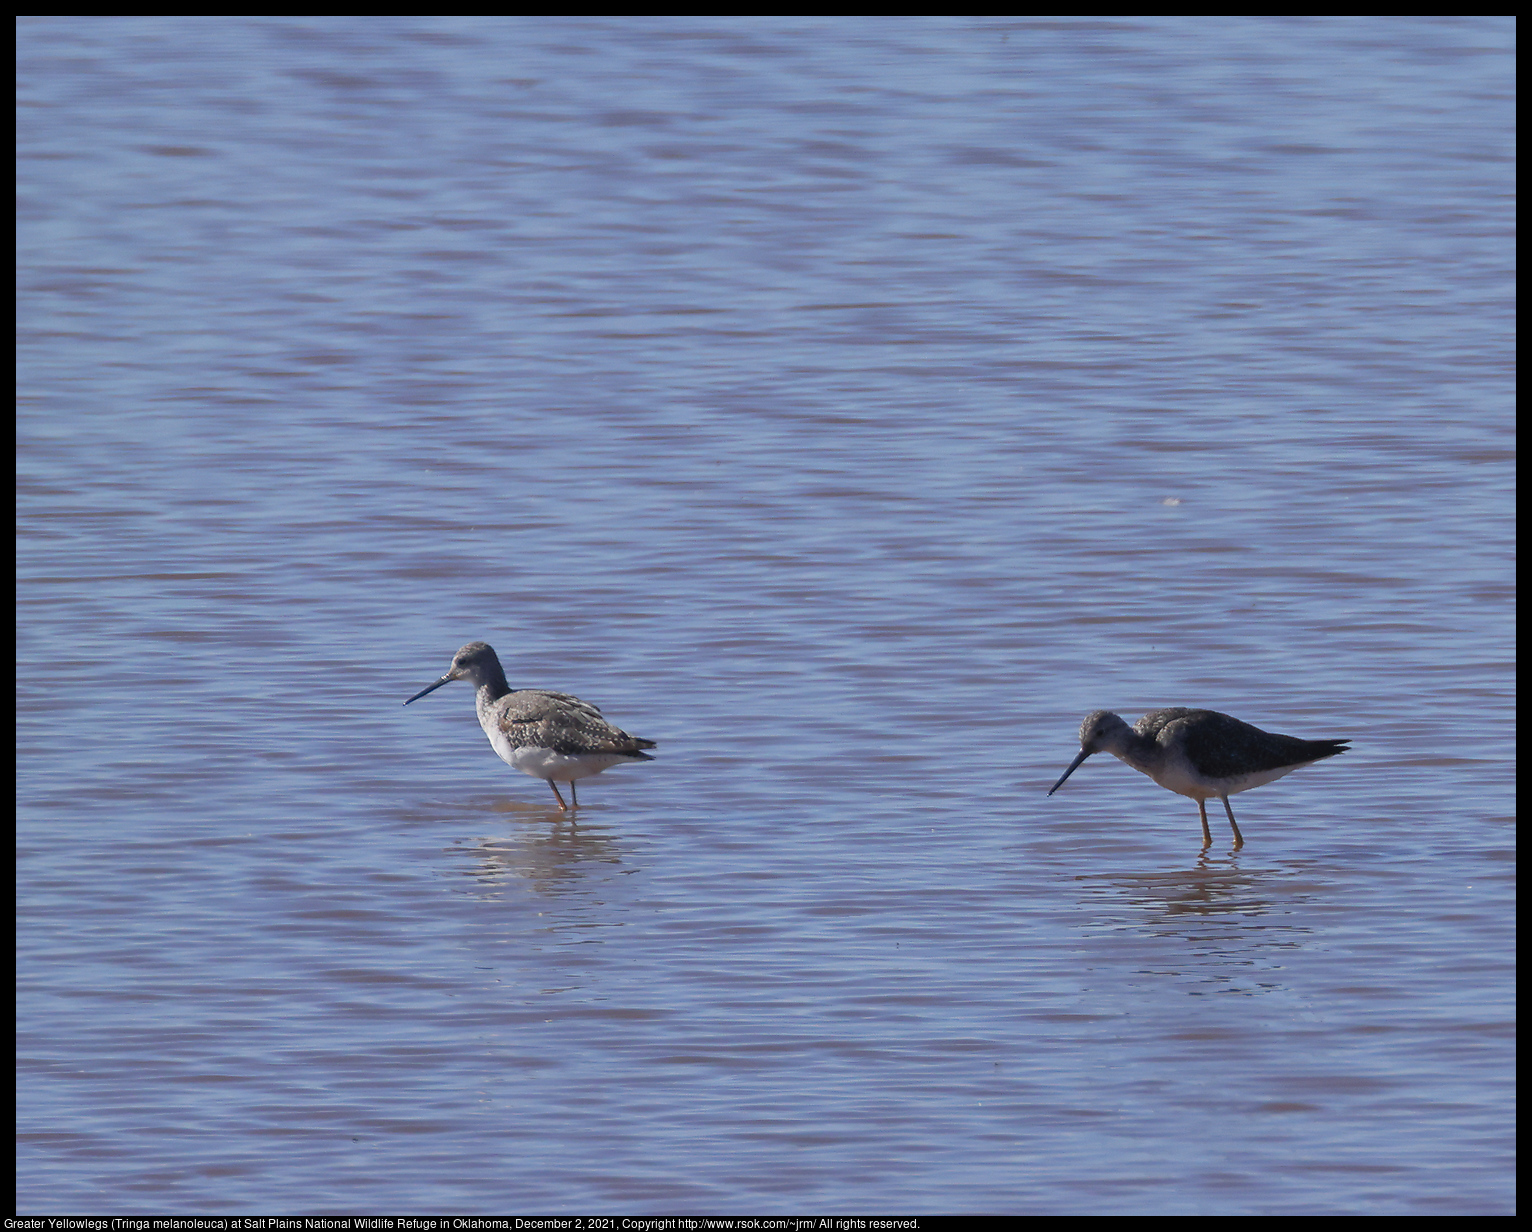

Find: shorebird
<box><xmin>404</xmin><ymin>642</ymin><xmax>655</xmax><ymax>809</ymax></box>
<box><xmin>1047</xmin><ymin>708</ymin><xmax>1348</xmax><ymax>847</ymax></box>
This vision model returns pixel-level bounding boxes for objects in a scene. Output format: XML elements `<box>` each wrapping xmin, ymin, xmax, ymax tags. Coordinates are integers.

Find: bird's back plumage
<box><xmin>488</xmin><ymin>688</ymin><xmax>656</xmax><ymax>759</ymax></box>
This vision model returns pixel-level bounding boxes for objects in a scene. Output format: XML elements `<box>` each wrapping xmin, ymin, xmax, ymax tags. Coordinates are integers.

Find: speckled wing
<box><xmin>496</xmin><ymin>689</ymin><xmax>657</xmax><ymax>758</ymax></box>
<box><xmin>1164</xmin><ymin>710</ymin><xmax>1347</xmax><ymax>780</ymax></box>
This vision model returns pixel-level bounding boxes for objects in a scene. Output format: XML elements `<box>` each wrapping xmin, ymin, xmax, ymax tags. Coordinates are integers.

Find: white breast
<box><xmin>1141</xmin><ymin>747</ymin><xmax>1305</xmax><ymax>800</ymax></box>
<box><xmin>479</xmin><ymin>721</ymin><xmax>634</xmax><ymax>783</ymax></box>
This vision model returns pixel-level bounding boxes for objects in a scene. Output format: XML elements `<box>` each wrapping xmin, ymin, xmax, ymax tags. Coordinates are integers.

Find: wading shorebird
<box><xmin>404</xmin><ymin>641</ymin><xmax>655</xmax><ymax>809</ymax></box>
<box><xmin>1047</xmin><ymin>708</ymin><xmax>1348</xmax><ymax>847</ymax></box>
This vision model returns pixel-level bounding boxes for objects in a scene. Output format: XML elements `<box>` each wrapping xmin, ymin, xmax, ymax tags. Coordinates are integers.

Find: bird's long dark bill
<box><xmin>403</xmin><ymin>675</ymin><xmax>453</xmax><ymax>706</ymax></box>
<box><xmin>1047</xmin><ymin>749</ymin><xmax>1094</xmax><ymax>796</ymax></box>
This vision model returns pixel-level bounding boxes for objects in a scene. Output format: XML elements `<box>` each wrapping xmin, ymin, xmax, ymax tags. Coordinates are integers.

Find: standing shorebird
<box><xmin>404</xmin><ymin>642</ymin><xmax>655</xmax><ymax>809</ymax></box>
<box><xmin>1047</xmin><ymin>708</ymin><xmax>1348</xmax><ymax>847</ymax></box>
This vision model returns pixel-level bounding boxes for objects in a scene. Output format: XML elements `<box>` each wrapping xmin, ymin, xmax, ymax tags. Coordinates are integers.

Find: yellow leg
<box><xmin>1197</xmin><ymin>799</ymin><xmax>1213</xmax><ymax>847</ymax></box>
<box><xmin>1221</xmin><ymin>797</ymin><xmax>1244</xmax><ymax>848</ymax></box>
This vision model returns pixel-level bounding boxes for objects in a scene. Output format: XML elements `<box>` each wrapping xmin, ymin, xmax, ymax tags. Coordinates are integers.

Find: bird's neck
<box><xmin>475</xmin><ymin>672</ymin><xmax>512</xmax><ymax>704</ymax></box>
<box><xmin>1111</xmin><ymin>729</ymin><xmax>1160</xmax><ymax>773</ymax></box>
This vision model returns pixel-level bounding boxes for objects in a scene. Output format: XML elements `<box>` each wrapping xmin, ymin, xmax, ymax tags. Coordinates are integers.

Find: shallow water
<box><xmin>17</xmin><ymin>16</ymin><xmax>1514</xmax><ymax>1214</ymax></box>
